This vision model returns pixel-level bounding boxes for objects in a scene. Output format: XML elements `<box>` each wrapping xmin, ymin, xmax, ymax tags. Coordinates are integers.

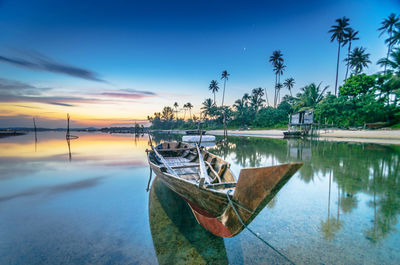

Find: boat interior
<box><xmin>148</xmin><ymin>141</ymin><xmax>237</xmax><ymax>190</ymax></box>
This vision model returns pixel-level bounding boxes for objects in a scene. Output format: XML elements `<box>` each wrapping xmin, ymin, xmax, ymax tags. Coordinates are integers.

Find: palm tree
<box><xmin>209</xmin><ymin>80</ymin><xmax>219</xmax><ymax>105</ymax></box>
<box><xmin>250</xmin><ymin>88</ymin><xmax>265</xmax><ymax>116</ymax></box>
<box><xmin>201</xmin><ymin>98</ymin><xmax>215</xmax><ymax>118</ymax></box>
<box><xmin>275</xmin><ymin>83</ymin><xmax>283</xmax><ymax>105</ymax></box>
<box><xmin>283</xmin><ymin>77</ymin><xmax>295</xmax><ymax>96</ymax></box>
<box><xmin>242</xmin><ymin>93</ymin><xmax>250</xmax><ymax>105</ymax></box>
<box><xmin>343</xmin><ymin>28</ymin><xmax>359</xmax><ymax>81</ymax></box>
<box><xmin>345</xmin><ymin>47</ymin><xmax>371</xmax><ymax>74</ymax></box>
<box><xmin>269</xmin><ymin>50</ymin><xmax>284</xmax><ymax>107</ymax></box>
<box><xmin>273</xmin><ymin>62</ymin><xmax>286</xmax><ymax>106</ymax></box>
<box><xmin>183</xmin><ymin>103</ymin><xmax>188</xmax><ymax>120</ymax></box>
<box><xmin>377</xmin><ymin>47</ymin><xmax>400</xmax><ymax>75</ymax></box>
<box><xmin>173</xmin><ymin>102</ymin><xmax>179</xmax><ymax>120</ymax></box>
<box><xmin>186</xmin><ymin>102</ymin><xmax>193</xmax><ymax>120</ymax></box>
<box><xmin>378</xmin><ymin>13</ymin><xmax>400</xmax><ymax>73</ymax></box>
<box><xmin>329</xmin><ymin>16</ymin><xmax>351</xmax><ymax>96</ymax></box>
<box><xmin>295</xmin><ymin>82</ymin><xmax>329</xmax><ymax>110</ymax></box>
<box><xmin>221</xmin><ymin>70</ymin><xmax>230</xmax><ymax>107</ymax></box>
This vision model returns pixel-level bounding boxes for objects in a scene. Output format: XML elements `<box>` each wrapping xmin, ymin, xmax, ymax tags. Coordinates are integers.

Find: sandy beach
<box><xmin>208</xmin><ymin>129</ymin><xmax>400</xmax><ymax>145</ymax></box>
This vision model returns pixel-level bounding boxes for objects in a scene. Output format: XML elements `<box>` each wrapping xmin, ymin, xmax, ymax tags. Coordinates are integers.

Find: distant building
<box><xmin>290</xmin><ymin>110</ymin><xmax>313</xmax><ymax>125</ymax></box>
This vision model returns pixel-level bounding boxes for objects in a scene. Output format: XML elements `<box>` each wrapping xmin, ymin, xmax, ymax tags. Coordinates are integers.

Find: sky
<box><xmin>0</xmin><ymin>0</ymin><xmax>399</xmax><ymax>128</ymax></box>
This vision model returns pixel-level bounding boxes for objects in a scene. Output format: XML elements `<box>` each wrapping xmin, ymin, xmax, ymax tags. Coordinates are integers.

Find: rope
<box><xmin>226</xmin><ymin>190</ymin><xmax>296</xmax><ymax>265</ymax></box>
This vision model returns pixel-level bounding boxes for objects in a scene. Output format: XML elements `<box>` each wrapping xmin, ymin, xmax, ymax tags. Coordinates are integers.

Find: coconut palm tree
<box><xmin>377</xmin><ymin>47</ymin><xmax>400</xmax><ymax>75</ymax></box>
<box><xmin>343</xmin><ymin>28</ymin><xmax>359</xmax><ymax>81</ymax></box>
<box><xmin>345</xmin><ymin>47</ymin><xmax>371</xmax><ymax>74</ymax></box>
<box><xmin>221</xmin><ymin>70</ymin><xmax>230</xmax><ymax>107</ymax></box>
<box><xmin>186</xmin><ymin>102</ymin><xmax>193</xmax><ymax>120</ymax></box>
<box><xmin>209</xmin><ymin>80</ymin><xmax>219</xmax><ymax>105</ymax></box>
<box><xmin>378</xmin><ymin>13</ymin><xmax>400</xmax><ymax>73</ymax></box>
<box><xmin>295</xmin><ymin>83</ymin><xmax>329</xmax><ymax>110</ymax></box>
<box><xmin>273</xmin><ymin>62</ymin><xmax>286</xmax><ymax>106</ymax></box>
<box><xmin>183</xmin><ymin>103</ymin><xmax>188</xmax><ymax>120</ymax></box>
<box><xmin>275</xmin><ymin>83</ymin><xmax>283</xmax><ymax>105</ymax></box>
<box><xmin>329</xmin><ymin>16</ymin><xmax>351</xmax><ymax>96</ymax></box>
<box><xmin>201</xmin><ymin>98</ymin><xmax>215</xmax><ymax>118</ymax></box>
<box><xmin>269</xmin><ymin>50</ymin><xmax>284</xmax><ymax>107</ymax></box>
<box><xmin>250</xmin><ymin>88</ymin><xmax>265</xmax><ymax>116</ymax></box>
<box><xmin>283</xmin><ymin>77</ymin><xmax>295</xmax><ymax>96</ymax></box>
<box><xmin>173</xmin><ymin>102</ymin><xmax>179</xmax><ymax>120</ymax></box>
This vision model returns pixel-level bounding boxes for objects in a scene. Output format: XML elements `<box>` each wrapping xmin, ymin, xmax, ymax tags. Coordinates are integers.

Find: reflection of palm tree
<box><xmin>320</xmin><ymin>171</ymin><xmax>343</xmax><ymax>239</ymax></box>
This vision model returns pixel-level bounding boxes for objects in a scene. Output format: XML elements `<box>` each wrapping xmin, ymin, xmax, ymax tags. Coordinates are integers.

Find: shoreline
<box><xmin>208</xmin><ymin>129</ymin><xmax>400</xmax><ymax>145</ymax></box>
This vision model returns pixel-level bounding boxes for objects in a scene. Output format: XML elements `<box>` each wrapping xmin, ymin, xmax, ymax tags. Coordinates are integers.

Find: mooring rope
<box><xmin>226</xmin><ymin>190</ymin><xmax>296</xmax><ymax>265</ymax></box>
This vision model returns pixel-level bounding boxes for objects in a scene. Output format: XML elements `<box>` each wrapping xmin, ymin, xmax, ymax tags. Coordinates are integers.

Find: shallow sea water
<box><xmin>0</xmin><ymin>132</ymin><xmax>399</xmax><ymax>264</ymax></box>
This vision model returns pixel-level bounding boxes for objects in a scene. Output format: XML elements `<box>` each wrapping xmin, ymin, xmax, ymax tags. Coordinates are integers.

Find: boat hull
<box><xmin>147</xmin><ymin>141</ymin><xmax>303</xmax><ymax>237</ymax></box>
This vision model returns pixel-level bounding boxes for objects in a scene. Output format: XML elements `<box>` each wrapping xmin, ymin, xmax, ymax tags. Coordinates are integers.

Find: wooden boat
<box><xmin>146</xmin><ymin>140</ymin><xmax>303</xmax><ymax>237</ymax></box>
<box><xmin>283</xmin><ymin>131</ymin><xmax>302</xmax><ymax>138</ymax></box>
<box><xmin>185</xmin><ymin>130</ymin><xmax>206</xmax><ymax>135</ymax></box>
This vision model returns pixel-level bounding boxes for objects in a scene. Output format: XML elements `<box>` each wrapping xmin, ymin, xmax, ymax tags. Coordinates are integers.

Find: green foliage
<box><xmin>339</xmin><ymin>74</ymin><xmax>376</xmax><ymax>96</ymax></box>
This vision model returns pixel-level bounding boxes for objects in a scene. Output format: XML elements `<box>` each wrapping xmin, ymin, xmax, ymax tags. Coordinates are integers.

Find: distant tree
<box><xmin>345</xmin><ymin>47</ymin><xmax>371</xmax><ymax>74</ymax></box>
<box><xmin>273</xmin><ymin>61</ymin><xmax>286</xmax><ymax>107</ymax></box>
<box><xmin>173</xmin><ymin>102</ymin><xmax>179</xmax><ymax>120</ymax></box>
<box><xmin>295</xmin><ymin>82</ymin><xmax>329</xmax><ymax>111</ymax></box>
<box><xmin>186</xmin><ymin>102</ymin><xmax>193</xmax><ymax>120</ymax></box>
<box><xmin>269</xmin><ymin>50</ymin><xmax>284</xmax><ymax>107</ymax></box>
<box><xmin>250</xmin><ymin>88</ymin><xmax>265</xmax><ymax>117</ymax></box>
<box><xmin>378</xmin><ymin>13</ymin><xmax>400</xmax><ymax>73</ymax></box>
<box><xmin>201</xmin><ymin>98</ymin><xmax>215</xmax><ymax>118</ymax></box>
<box><xmin>339</xmin><ymin>74</ymin><xmax>376</xmax><ymax>97</ymax></box>
<box><xmin>329</xmin><ymin>16</ymin><xmax>351</xmax><ymax>95</ymax></box>
<box><xmin>283</xmin><ymin>77</ymin><xmax>295</xmax><ymax>96</ymax></box>
<box><xmin>161</xmin><ymin>106</ymin><xmax>174</xmax><ymax>120</ymax></box>
<box><xmin>377</xmin><ymin>47</ymin><xmax>400</xmax><ymax>75</ymax></box>
<box><xmin>209</xmin><ymin>80</ymin><xmax>219</xmax><ymax>105</ymax></box>
<box><xmin>221</xmin><ymin>70</ymin><xmax>230</xmax><ymax>106</ymax></box>
<box><xmin>275</xmin><ymin>82</ymin><xmax>283</xmax><ymax>105</ymax></box>
<box><xmin>343</xmin><ymin>28</ymin><xmax>359</xmax><ymax>81</ymax></box>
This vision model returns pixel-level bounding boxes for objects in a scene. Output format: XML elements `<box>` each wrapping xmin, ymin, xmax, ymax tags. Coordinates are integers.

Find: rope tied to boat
<box><xmin>226</xmin><ymin>190</ymin><xmax>296</xmax><ymax>265</ymax></box>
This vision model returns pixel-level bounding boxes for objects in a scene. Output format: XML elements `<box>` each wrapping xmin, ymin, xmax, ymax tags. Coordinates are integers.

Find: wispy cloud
<box><xmin>0</xmin><ymin>51</ymin><xmax>105</xmax><ymax>82</ymax></box>
<box><xmin>0</xmin><ymin>78</ymin><xmax>51</xmax><ymax>95</ymax></box>
<box><xmin>100</xmin><ymin>88</ymin><xmax>157</xmax><ymax>99</ymax></box>
<box><xmin>48</xmin><ymin>102</ymin><xmax>75</xmax><ymax>107</ymax></box>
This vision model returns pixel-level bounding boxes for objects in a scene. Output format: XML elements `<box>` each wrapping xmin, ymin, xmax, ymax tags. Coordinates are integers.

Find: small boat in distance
<box><xmin>146</xmin><ymin>138</ymin><xmax>303</xmax><ymax>237</ymax></box>
<box><xmin>185</xmin><ymin>130</ymin><xmax>206</xmax><ymax>135</ymax></box>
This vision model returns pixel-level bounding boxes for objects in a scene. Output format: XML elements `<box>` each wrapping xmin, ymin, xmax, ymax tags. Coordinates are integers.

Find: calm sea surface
<box><xmin>0</xmin><ymin>132</ymin><xmax>399</xmax><ymax>264</ymax></box>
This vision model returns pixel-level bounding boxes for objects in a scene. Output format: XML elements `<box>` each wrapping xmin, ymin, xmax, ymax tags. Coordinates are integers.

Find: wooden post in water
<box><xmin>66</xmin><ymin>113</ymin><xmax>70</xmax><ymax>139</ymax></box>
<box><xmin>33</xmin><ymin>117</ymin><xmax>38</xmax><ymax>152</ymax></box>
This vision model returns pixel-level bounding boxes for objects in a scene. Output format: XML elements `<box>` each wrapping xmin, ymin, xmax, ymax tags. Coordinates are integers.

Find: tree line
<box><xmin>148</xmin><ymin>13</ymin><xmax>400</xmax><ymax>130</ymax></box>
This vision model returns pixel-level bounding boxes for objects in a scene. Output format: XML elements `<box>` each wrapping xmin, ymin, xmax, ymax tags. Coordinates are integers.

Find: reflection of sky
<box><xmin>0</xmin><ymin>133</ymin><xmax>399</xmax><ymax>264</ymax></box>
<box><xmin>0</xmin><ymin>0</ymin><xmax>399</xmax><ymax>127</ymax></box>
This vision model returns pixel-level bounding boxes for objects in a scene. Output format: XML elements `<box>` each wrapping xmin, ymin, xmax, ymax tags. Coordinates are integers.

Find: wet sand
<box><xmin>208</xmin><ymin>129</ymin><xmax>400</xmax><ymax>145</ymax></box>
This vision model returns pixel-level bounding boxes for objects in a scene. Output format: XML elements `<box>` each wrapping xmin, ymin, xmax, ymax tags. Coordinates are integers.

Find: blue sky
<box><xmin>0</xmin><ymin>0</ymin><xmax>399</xmax><ymax>127</ymax></box>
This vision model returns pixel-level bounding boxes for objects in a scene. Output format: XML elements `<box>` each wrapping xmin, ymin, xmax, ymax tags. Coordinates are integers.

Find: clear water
<box><xmin>0</xmin><ymin>132</ymin><xmax>399</xmax><ymax>264</ymax></box>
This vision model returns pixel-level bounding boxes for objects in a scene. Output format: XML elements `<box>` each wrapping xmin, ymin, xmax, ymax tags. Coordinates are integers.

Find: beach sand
<box><xmin>208</xmin><ymin>129</ymin><xmax>400</xmax><ymax>145</ymax></box>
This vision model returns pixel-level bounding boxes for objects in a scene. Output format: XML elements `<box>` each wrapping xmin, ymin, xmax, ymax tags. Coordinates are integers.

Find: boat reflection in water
<box><xmin>148</xmin><ymin>177</ymin><xmax>229</xmax><ymax>264</ymax></box>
